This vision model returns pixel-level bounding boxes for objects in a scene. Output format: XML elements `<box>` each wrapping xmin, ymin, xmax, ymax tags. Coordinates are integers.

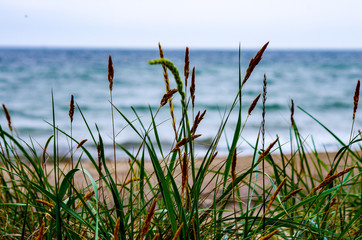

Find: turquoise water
<box><xmin>0</xmin><ymin>48</ymin><xmax>361</xmax><ymax>158</ymax></box>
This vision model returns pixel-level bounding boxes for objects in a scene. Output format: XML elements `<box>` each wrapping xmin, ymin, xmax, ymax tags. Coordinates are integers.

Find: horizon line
<box><xmin>1</xmin><ymin>44</ymin><xmax>362</xmax><ymax>51</ymax></box>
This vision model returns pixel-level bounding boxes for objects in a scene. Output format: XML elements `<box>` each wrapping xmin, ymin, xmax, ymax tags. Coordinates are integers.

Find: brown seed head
<box><xmin>112</xmin><ymin>217</ymin><xmax>121</xmax><ymax>240</ymax></box>
<box><xmin>184</xmin><ymin>47</ymin><xmax>189</xmax><ymax>86</ymax></box>
<box><xmin>75</xmin><ymin>187</ymin><xmax>102</xmax><ymax>208</ymax></box>
<box><xmin>36</xmin><ymin>199</ymin><xmax>55</xmax><ymax>208</ymax></box>
<box><xmin>108</xmin><ymin>55</ymin><xmax>114</xmax><ymax>91</ymax></box>
<box><xmin>191</xmin><ymin>109</ymin><xmax>206</xmax><ymax>134</ymax></box>
<box><xmin>160</xmin><ymin>89</ymin><xmax>178</xmax><ymax>106</ymax></box>
<box><xmin>172</xmin><ymin>223</ymin><xmax>184</xmax><ymax>240</ymax></box>
<box><xmin>77</xmin><ymin>139</ymin><xmax>88</xmax><ymax>149</ymax></box>
<box><xmin>313</xmin><ymin>166</ymin><xmax>356</xmax><ymax>193</ymax></box>
<box><xmin>291</xmin><ymin>99</ymin><xmax>295</xmax><ymax>126</ymax></box>
<box><xmin>231</xmin><ymin>148</ymin><xmax>237</xmax><ymax>184</ymax></box>
<box><xmin>69</xmin><ymin>94</ymin><xmax>75</xmax><ymax>123</ymax></box>
<box><xmin>2</xmin><ymin>104</ymin><xmax>12</xmax><ymax>132</ymax></box>
<box><xmin>353</xmin><ymin>80</ymin><xmax>360</xmax><ymax>121</ymax></box>
<box><xmin>248</xmin><ymin>93</ymin><xmax>261</xmax><ymax>115</ymax></box>
<box><xmin>35</xmin><ymin>222</ymin><xmax>45</xmax><ymax>240</ymax></box>
<box><xmin>257</xmin><ymin>137</ymin><xmax>279</xmax><ymax>162</ymax></box>
<box><xmin>140</xmin><ymin>199</ymin><xmax>157</xmax><ymax>240</ymax></box>
<box><xmin>329</xmin><ymin>197</ymin><xmax>337</xmax><ymax>209</ymax></box>
<box><xmin>281</xmin><ymin>188</ymin><xmax>303</xmax><ymax>203</ymax></box>
<box><xmin>265</xmin><ymin>178</ymin><xmax>286</xmax><ymax>214</ymax></box>
<box><xmin>152</xmin><ymin>234</ymin><xmax>160</xmax><ymax>240</ymax></box>
<box><xmin>258</xmin><ymin>229</ymin><xmax>279</xmax><ymax>240</ymax></box>
<box><xmin>181</xmin><ymin>153</ymin><xmax>188</xmax><ymax>194</ymax></box>
<box><xmin>242</xmin><ymin>42</ymin><xmax>269</xmax><ymax>86</ymax></box>
<box><xmin>190</xmin><ymin>67</ymin><xmax>196</xmax><ymax>107</ymax></box>
<box><xmin>172</xmin><ymin>134</ymin><xmax>201</xmax><ymax>152</ymax></box>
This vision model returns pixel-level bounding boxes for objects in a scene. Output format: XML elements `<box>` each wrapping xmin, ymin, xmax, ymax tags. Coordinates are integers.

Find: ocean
<box><xmin>0</xmin><ymin>47</ymin><xmax>361</xmax><ymax>159</ymax></box>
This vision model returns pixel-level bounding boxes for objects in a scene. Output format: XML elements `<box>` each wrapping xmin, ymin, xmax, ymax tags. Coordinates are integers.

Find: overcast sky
<box><xmin>1</xmin><ymin>0</ymin><xmax>362</xmax><ymax>49</ymax></box>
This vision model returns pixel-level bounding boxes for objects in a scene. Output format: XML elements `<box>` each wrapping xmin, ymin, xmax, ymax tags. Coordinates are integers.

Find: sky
<box><xmin>1</xmin><ymin>0</ymin><xmax>362</xmax><ymax>49</ymax></box>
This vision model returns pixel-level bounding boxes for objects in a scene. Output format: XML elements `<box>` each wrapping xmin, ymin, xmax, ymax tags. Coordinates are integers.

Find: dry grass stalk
<box><xmin>172</xmin><ymin>134</ymin><xmax>201</xmax><ymax>152</ymax></box>
<box><xmin>313</xmin><ymin>166</ymin><xmax>356</xmax><ymax>193</ymax></box>
<box><xmin>190</xmin><ymin>109</ymin><xmax>206</xmax><ymax>134</ymax></box>
<box><xmin>35</xmin><ymin>222</ymin><xmax>45</xmax><ymax>240</ymax></box>
<box><xmin>140</xmin><ymin>199</ymin><xmax>157</xmax><ymax>240</ymax></box>
<box><xmin>171</xmin><ymin>223</ymin><xmax>184</xmax><ymax>240</ymax></box>
<box><xmin>281</xmin><ymin>188</ymin><xmax>303</xmax><ymax>203</ymax></box>
<box><xmin>190</xmin><ymin>67</ymin><xmax>196</xmax><ymax>107</ymax></box>
<box><xmin>181</xmin><ymin>153</ymin><xmax>188</xmax><ymax>194</ymax></box>
<box><xmin>69</xmin><ymin>94</ymin><xmax>75</xmax><ymax>123</ymax></box>
<box><xmin>231</xmin><ymin>148</ymin><xmax>237</xmax><ymax>185</ymax></box>
<box><xmin>77</xmin><ymin>139</ymin><xmax>88</xmax><ymax>149</ymax></box>
<box><xmin>290</xmin><ymin>99</ymin><xmax>295</xmax><ymax>126</ymax></box>
<box><xmin>159</xmin><ymin>43</ymin><xmax>178</xmax><ymax>141</ymax></box>
<box><xmin>257</xmin><ymin>137</ymin><xmax>279</xmax><ymax>162</ymax></box>
<box><xmin>248</xmin><ymin>93</ymin><xmax>261</xmax><ymax>115</ymax></box>
<box><xmin>184</xmin><ymin>47</ymin><xmax>189</xmax><ymax>86</ymax></box>
<box><xmin>258</xmin><ymin>229</ymin><xmax>279</xmax><ymax>240</ymax></box>
<box><xmin>160</xmin><ymin>89</ymin><xmax>178</xmax><ymax>106</ymax></box>
<box><xmin>152</xmin><ymin>234</ymin><xmax>160</xmax><ymax>240</ymax></box>
<box><xmin>158</xmin><ymin>43</ymin><xmax>170</xmax><ymax>91</ymax></box>
<box><xmin>2</xmin><ymin>104</ymin><xmax>12</xmax><ymax>132</ymax></box>
<box><xmin>36</xmin><ymin>199</ymin><xmax>55</xmax><ymax>208</ymax></box>
<box><xmin>108</xmin><ymin>55</ymin><xmax>114</xmax><ymax>91</ymax></box>
<box><xmin>265</xmin><ymin>177</ymin><xmax>286</xmax><ymax>214</ymax></box>
<box><xmin>353</xmin><ymin>80</ymin><xmax>360</xmax><ymax>120</ymax></box>
<box><xmin>112</xmin><ymin>217</ymin><xmax>121</xmax><ymax>240</ymax></box>
<box><xmin>242</xmin><ymin>42</ymin><xmax>269</xmax><ymax>86</ymax></box>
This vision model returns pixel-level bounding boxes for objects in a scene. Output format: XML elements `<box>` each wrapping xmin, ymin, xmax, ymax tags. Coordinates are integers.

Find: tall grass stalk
<box><xmin>0</xmin><ymin>43</ymin><xmax>360</xmax><ymax>239</ymax></box>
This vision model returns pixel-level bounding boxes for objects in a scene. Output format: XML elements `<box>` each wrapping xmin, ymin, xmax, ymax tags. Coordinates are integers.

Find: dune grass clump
<box><xmin>0</xmin><ymin>43</ymin><xmax>361</xmax><ymax>239</ymax></box>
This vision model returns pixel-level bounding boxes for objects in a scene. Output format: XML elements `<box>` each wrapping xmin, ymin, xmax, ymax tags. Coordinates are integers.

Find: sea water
<box><xmin>0</xmin><ymin>48</ymin><xmax>361</xmax><ymax>158</ymax></box>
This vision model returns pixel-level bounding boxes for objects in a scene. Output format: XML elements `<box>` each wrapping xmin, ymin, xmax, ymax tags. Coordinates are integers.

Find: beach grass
<box><xmin>0</xmin><ymin>43</ymin><xmax>361</xmax><ymax>239</ymax></box>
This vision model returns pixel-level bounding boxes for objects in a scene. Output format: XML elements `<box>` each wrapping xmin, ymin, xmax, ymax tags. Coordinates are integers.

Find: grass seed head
<box><xmin>2</xmin><ymin>104</ymin><xmax>12</xmax><ymax>132</ymax></box>
<box><xmin>36</xmin><ymin>199</ymin><xmax>55</xmax><ymax>208</ymax></box>
<box><xmin>69</xmin><ymin>94</ymin><xmax>75</xmax><ymax>123</ymax></box>
<box><xmin>181</xmin><ymin>153</ymin><xmax>188</xmax><ymax>194</ymax></box>
<box><xmin>265</xmin><ymin>178</ymin><xmax>286</xmax><ymax>214</ymax></box>
<box><xmin>172</xmin><ymin>223</ymin><xmax>184</xmax><ymax>240</ymax></box>
<box><xmin>291</xmin><ymin>99</ymin><xmax>295</xmax><ymax>126</ymax></box>
<box><xmin>77</xmin><ymin>139</ymin><xmax>88</xmax><ymax>149</ymax></box>
<box><xmin>258</xmin><ymin>229</ymin><xmax>279</xmax><ymax>240</ymax></box>
<box><xmin>231</xmin><ymin>148</ymin><xmax>237</xmax><ymax>185</ymax></box>
<box><xmin>353</xmin><ymin>79</ymin><xmax>360</xmax><ymax>120</ymax></box>
<box><xmin>257</xmin><ymin>137</ymin><xmax>279</xmax><ymax>162</ymax></box>
<box><xmin>35</xmin><ymin>222</ymin><xmax>45</xmax><ymax>240</ymax></box>
<box><xmin>112</xmin><ymin>217</ymin><xmax>121</xmax><ymax>240</ymax></box>
<box><xmin>242</xmin><ymin>41</ymin><xmax>269</xmax><ymax>86</ymax></box>
<box><xmin>173</xmin><ymin>134</ymin><xmax>201</xmax><ymax>152</ymax></box>
<box><xmin>108</xmin><ymin>55</ymin><xmax>114</xmax><ymax>91</ymax></box>
<box><xmin>248</xmin><ymin>93</ymin><xmax>261</xmax><ymax>115</ymax></box>
<box><xmin>313</xmin><ymin>166</ymin><xmax>356</xmax><ymax>193</ymax></box>
<box><xmin>140</xmin><ymin>199</ymin><xmax>157</xmax><ymax>240</ymax></box>
<box><xmin>184</xmin><ymin>47</ymin><xmax>189</xmax><ymax>86</ymax></box>
<box><xmin>191</xmin><ymin>109</ymin><xmax>206</xmax><ymax>134</ymax></box>
<box><xmin>190</xmin><ymin>67</ymin><xmax>196</xmax><ymax>107</ymax></box>
<box><xmin>281</xmin><ymin>188</ymin><xmax>303</xmax><ymax>203</ymax></box>
<box><xmin>160</xmin><ymin>89</ymin><xmax>178</xmax><ymax>106</ymax></box>
<box><xmin>152</xmin><ymin>234</ymin><xmax>160</xmax><ymax>240</ymax></box>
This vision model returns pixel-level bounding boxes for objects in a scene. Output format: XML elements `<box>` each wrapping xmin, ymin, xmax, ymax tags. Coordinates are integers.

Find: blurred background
<box><xmin>0</xmin><ymin>0</ymin><xmax>361</xmax><ymax>158</ymax></box>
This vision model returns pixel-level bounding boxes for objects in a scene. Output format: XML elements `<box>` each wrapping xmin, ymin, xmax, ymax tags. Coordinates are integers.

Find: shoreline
<box><xmin>49</xmin><ymin>150</ymin><xmax>358</xmax><ymax>188</ymax></box>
